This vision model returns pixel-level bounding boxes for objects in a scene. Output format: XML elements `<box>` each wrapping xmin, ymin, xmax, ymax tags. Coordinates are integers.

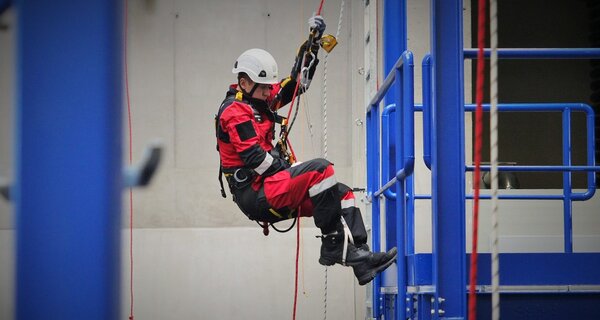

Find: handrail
<box><xmin>420</xmin><ymin>47</ymin><xmax>598</xmax><ymax>252</ymax></box>
<box><xmin>365</xmin><ymin>51</ymin><xmax>414</xmax><ymax>320</ymax></box>
<box><xmin>464</xmin><ymin>48</ymin><xmax>600</xmax><ymax>59</ymax></box>
<box><xmin>381</xmin><ymin>104</ymin><xmax>397</xmax><ymax>200</ymax></box>
<box><xmin>367</xmin><ymin>55</ymin><xmax>404</xmax><ymax>113</ymax></box>
<box><xmin>420</xmin><ymin>102</ymin><xmax>597</xmax><ymax>200</ymax></box>
<box><xmin>463</xmin><ymin>103</ymin><xmax>597</xmax><ymax>202</ymax></box>
<box><xmin>466</xmin><ymin>165</ymin><xmax>600</xmax><ymax>172</ymax></box>
<box><xmin>423</xmin><ymin>49</ymin><xmax>598</xmax><ymax>201</ymax></box>
<box><xmin>422</xmin><ymin>55</ymin><xmax>432</xmax><ymax>169</ymax></box>
<box><xmin>421</xmin><ymin>102</ymin><xmax>597</xmax><ymax>252</ymax></box>
<box><xmin>368</xmin><ymin>51</ymin><xmax>415</xmax><ymax>200</ymax></box>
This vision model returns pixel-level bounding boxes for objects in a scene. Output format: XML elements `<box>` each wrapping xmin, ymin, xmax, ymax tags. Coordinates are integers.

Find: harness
<box><xmin>216</xmin><ymin>89</ymin><xmax>300</xmax><ymax>235</ymax></box>
<box><xmin>215</xmin><ymin>89</ymin><xmax>288</xmax><ymax>198</ymax></box>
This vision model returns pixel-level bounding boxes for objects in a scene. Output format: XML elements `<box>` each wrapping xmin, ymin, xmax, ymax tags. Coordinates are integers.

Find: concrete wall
<box><xmin>0</xmin><ymin>7</ymin><xmax>15</xmax><ymax>319</ymax></box>
<box><xmin>0</xmin><ymin>1</ymin><xmax>599</xmax><ymax>320</ymax></box>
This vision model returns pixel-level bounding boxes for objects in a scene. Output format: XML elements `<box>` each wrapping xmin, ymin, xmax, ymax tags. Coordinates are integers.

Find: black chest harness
<box><xmin>215</xmin><ymin>90</ymin><xmax>287</xmax><ymax>198</ymax></box>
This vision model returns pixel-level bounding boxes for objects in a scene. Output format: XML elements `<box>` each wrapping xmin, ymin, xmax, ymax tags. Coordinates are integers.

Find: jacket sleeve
<box><xmin>220</xmin><ymin>103</ymin><xmax>289</xmax><ymax>176</ymax></box>
<box><xmin>270</xmin><ymin>76</ymin><xmax>299</xmax><ymax>111</ymax></box>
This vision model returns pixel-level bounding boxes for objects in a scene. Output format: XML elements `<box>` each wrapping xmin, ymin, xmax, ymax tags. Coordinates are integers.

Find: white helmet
<box><xmin>232</xmin><ymin>48</ymin><xmax>278</xmax><ymax>84</ymax></box>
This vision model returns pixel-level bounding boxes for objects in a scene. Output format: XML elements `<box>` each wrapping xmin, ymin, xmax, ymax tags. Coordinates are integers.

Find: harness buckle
<box><xmin>233</xmin><ymin>168</ymin><xmax>250</xmax><ymax>183</ymax></box>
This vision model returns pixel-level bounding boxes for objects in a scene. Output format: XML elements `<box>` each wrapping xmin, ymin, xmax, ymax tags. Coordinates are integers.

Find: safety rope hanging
<box><xmin>291</xmin><ymin>1</ymin><xmax>328</xmax><ymax>319</ymax></box>
<box><xmin>319</xmin><ymin>1</ymin><xmax>344</xmax><ymax>319</ymax></box>
<box><xmin>469</xmin><ymin>0</ymin><xmax>487</xmax><ymax>318</ymax></box>
<box><xmin>489</xmin><ymin>0</ymin><xmax>501</xmax><ymax>318</ymax></box>
<box><xmin>124</xmin><ymin>0</ymin><xmax>135</xmax><ymax>319</ymax></box>
<box><xmin>321</xmin><ymin>0</ymin><xmax>344</xmax><ymax>159</ymax></box>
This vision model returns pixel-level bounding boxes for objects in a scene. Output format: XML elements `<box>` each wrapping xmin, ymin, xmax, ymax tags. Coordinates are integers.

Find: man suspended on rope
<box><xmin>215</xmin><ymin>15</ymin><xmax>397</xmax><ymax>286</ymax></box>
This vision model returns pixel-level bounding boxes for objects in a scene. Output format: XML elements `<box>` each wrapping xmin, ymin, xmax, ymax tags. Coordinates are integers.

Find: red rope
<box><xmin>285</xmin><ymin>79</ymin><xmax>302</xmax><ymax>162</ymax></box>
<box><xmin>292</xmin><ymin>215</ymin><xmax>301</xmax><ymax>320</ymax></box>
<box><xmin>124</xmin><ymin>1</ymin><xmax>135</xmax><ymax>319</ymax></box>
<box><xmin>316</xmin><ymin>0</ymin><xmax>325</xmax><ymax>15</ymax></box>
<box><xmin>291</xmin><ymin>2</ymin><xmax>325</xmax><ymax>319</ymax></box>
<box><xmin>469</xmin><ymin>0</ymin><xmax>487</xmax><ymax>319</ymax></box>
<box><xmin>287</xmin><ymin>35</ymin><xmax>303</xmax><ymax>320</ymax></box>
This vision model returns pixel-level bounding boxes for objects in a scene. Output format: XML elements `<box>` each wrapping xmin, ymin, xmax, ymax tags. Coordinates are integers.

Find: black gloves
<box><xmin>287</xmin><ymin>15</ymin><xmax>326</xmax><ymax>89</ymax></box>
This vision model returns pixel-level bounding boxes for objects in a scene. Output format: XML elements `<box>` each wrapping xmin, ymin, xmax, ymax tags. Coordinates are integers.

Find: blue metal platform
<box><xmin>406</xmin><ymin>253</ymin><xmax>600</xmax><ymax>320</ymax></box>
<box><xmin>365</xmin><ymin>1</ymin><xmax>600</xmax><ymax>319</ymax></box>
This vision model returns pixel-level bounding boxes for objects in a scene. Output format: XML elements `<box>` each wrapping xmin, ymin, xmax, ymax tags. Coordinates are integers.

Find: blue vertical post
<box><xmin>562</xmin><ymin>109</ymin><xmax>573</xmax><ymax>253</ymax></box>
<box><xmin>394</xmin><ymin>67</ymin><xmax>407</xmax><ymax>320</ymax></box>
<box><xmin>384</xmin><ymin>0</ymin><xmax>408</xmax><ymax>99</ymax></box>
<box><xmin>16</xmin><ymin>1</ymin><xmax>123</xmax><ymax>319</ymax></box>
<box><xmin>404</xmin><ymin>53</ymin><xmax>416</xmax><ymax>258</ymax></box>
<box><xmin>383</xmin><ymin>1</ymin><xmax>407</xmax><ymax>318</ymax></box>
<box><xmin>367</xmin><ymin>104</ymin><xmax>382</xmax><ymax>316</ymax></box>
<box><xmin>431</xmin><ymin>0</ymin><xmax>466</xmax><ymax>318</ymax></box>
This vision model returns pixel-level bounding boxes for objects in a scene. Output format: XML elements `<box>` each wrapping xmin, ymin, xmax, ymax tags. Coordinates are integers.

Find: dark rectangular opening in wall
<box><xmin>470</xmin><ymin>0</ymin><xmax>598</xmax><ymax>189</ymax></box>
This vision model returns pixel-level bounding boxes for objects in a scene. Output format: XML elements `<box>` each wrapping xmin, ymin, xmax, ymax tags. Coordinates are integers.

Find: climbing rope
<box><xmin>124</xmin><ymin>1</ymin><xmax>135</xmax><ymax>319</ymax></box>
<box><xmin>323</xmin><ymin>267</ymin><xmax>328</xmax><ymax>320</ymax></box>
<box><xmin>319</xmin><ymin>1</ymin><xmax>344</xmax><ymax>319</ymax></box>
<box><xmin>468</xmin><ymin>0</ymin><xmax>487</xmax><ymax>318</ymax></box>
<box><xmin>489</xmin><ymin>0</ymin><xmax>500</xmax><ymax>318</ymax></box>
<box><xmin>292</xmin><ymin>208</ymin><xmax>302</xmax><ymax>320</ymax></box>
<box><xmin>291</xmin><ymin>3</ymin><xmax>327</xmax><ymax>319</ymax></box>
<box><xmin>321</xmin><ymin>0</ymin><xmax>344</xmax><ymax>159</ymax></box>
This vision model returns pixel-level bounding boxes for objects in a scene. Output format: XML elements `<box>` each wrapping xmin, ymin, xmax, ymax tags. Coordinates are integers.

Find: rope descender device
<box><xmin>319</xmin><ymin>34</ymin><xmax>338</xmax><ymax>53</ymax></box>
<box><xmin>276</xmin><ymin>117</ymin><xmax>296</xmax><ymax>165</ymax></box>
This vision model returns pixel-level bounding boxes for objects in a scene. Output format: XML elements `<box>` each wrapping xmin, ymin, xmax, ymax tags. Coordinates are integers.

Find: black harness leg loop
<box><xmin>218</xmin><ymin>164</ymin><xmax>227</xmax><ymax>198</ymax></box>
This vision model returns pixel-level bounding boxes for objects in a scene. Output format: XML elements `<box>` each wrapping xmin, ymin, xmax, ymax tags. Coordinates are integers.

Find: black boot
<box><xmin>318</xmin><ymin>232</ymin><xmax>371</xmax><ymax>266</ymax></box>
<box><xmin>352</xmin><ymin>244</ymin><xmax>398</xmax><ymax>286</ymax></box>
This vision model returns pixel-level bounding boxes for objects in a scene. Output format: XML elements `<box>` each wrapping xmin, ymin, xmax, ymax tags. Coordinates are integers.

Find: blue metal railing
<box><xmin>464</xmin><ymin>48</ymin><xmax>600</xmax><ymax>59</ymax></box>
<box><xmin>366</xmin><ymin>50</ymin><xmax>414</xmax><ymax>320</ymax></box>
<box><xmin>418</xmin><ymin>102</ymin><xmax>598</xmax><ymax>200</ymax></box>
<box><xmin>368</xmin><ymin>52</ymin><xmax>415</xmax><ymax>198</ymax></box>
<box><xmin>418</xmin><ymin>49</ymin><xmax>600</xmax><ymax>254</ymax></box>
<box><xmin>368</xmin><ymin>48</ymin><xmax>600</xmax><ymax>319</ymax></box>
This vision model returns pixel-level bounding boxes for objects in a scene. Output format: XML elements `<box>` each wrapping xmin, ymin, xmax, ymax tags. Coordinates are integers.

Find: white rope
<box><xmin>490</xmin><ymin>0</ymin><xmax>500</xmax><ymax>318</ymax></box>
<box><xmin>323</xmin><ymin>267</ymin><xmax>328</xmax><ymax>320</ymax></box>
<box><xmin>321</xmin><ymin>3</ymin><xmax>345</xmax><ymax>319</ymax></box>
<box><xmin>321</xmin><ymin>0</ymin><xmax>344</xmax><ymax>159</ymax></box>
<box><xmin>303</xmin><ymin>95</ymin><xmax>317</xmax><ymax>155</ymax></box>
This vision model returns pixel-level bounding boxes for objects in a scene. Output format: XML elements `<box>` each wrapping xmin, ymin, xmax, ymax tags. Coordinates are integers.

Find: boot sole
<box><xmin>356</xmin><ymin>251</ymin><xmax>398</xmax><ymax>286</ymax></box>
<box><xmin>319</xmin><ymin>257</ymin><xmax>365</xmax><ymax>267</ymax></box>
<box><xmin>318</xmin><ymin>257</ymin><xmax>336</xmax><ymax>266</ymax></box>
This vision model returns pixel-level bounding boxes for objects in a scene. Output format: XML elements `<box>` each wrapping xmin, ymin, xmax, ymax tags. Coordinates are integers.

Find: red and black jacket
<box><xmin>215</xmin><ymin>76</ymin><xmax>304</xmax><ymax>192</ymax></box>
<box><xmin>216</xmin><ymin>85</ymin><xmax>288</xmax><ymax>177</ymax></box>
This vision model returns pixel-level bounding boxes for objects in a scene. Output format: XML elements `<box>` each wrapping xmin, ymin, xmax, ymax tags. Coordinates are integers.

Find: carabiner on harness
<box><xmin>300</xmin><ymin>51</ymin><xmax>317</xmax><ymax>90</ymax></box>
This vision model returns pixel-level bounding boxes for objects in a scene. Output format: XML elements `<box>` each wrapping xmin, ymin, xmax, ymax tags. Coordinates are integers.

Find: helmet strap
<box><xmin>237</xmin><ymin>78</ymin><xmax>260</xmax><ymax>98</ymax></box>
<box><xmin>247</xmin><ymin>83</ymin><xmax>259</xmax><ymax>97</ymax></box>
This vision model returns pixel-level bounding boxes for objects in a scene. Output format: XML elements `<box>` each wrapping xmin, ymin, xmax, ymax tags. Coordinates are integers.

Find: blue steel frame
<box><xmin>367</xmin><ymin>0</ymin><xmax>466</xmax><ymax>318</ymax></box>
<box><xmin>370</xmin><ymin>0</ymin><xmax>600</xmax><ymax>318</ymax></box>
<box><xmin>367</xmin><ymin>0</ymin><xmax>408</xmax><ymax>318</ymax></box>
<box><xmin>15</xmin><ymin>1</ymin><xmax>123</xmax><ymax>319</ymax></box>
<box><xmin>422</xmin><ymin>56</ymin><xmax>599</xmax><ymax>254</ymax></box>
<box><xmin>461</xmin><ymin>48</ymin><xmax>600</xmax><ymax>252</ymax></box>
<box><xmin>381</xmin><ymin>1</ymin><xmax>407</xmax><ymax>318</ymax></box>
<box><xmin>366</xmin><ymin>50</ymin><xmax>414</xmax><ymax>319</ymax></box>
<box><xmin>430</xmin><ymin>0</ymin><xmax>466</xmax><ymax>318</ymax></box>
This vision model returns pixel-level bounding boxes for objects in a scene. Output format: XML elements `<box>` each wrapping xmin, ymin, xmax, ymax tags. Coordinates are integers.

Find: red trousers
<box><xmin>230</xmin><ymin>158</ymin><xmax>367</xmax><ymax>243</ymax></box>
